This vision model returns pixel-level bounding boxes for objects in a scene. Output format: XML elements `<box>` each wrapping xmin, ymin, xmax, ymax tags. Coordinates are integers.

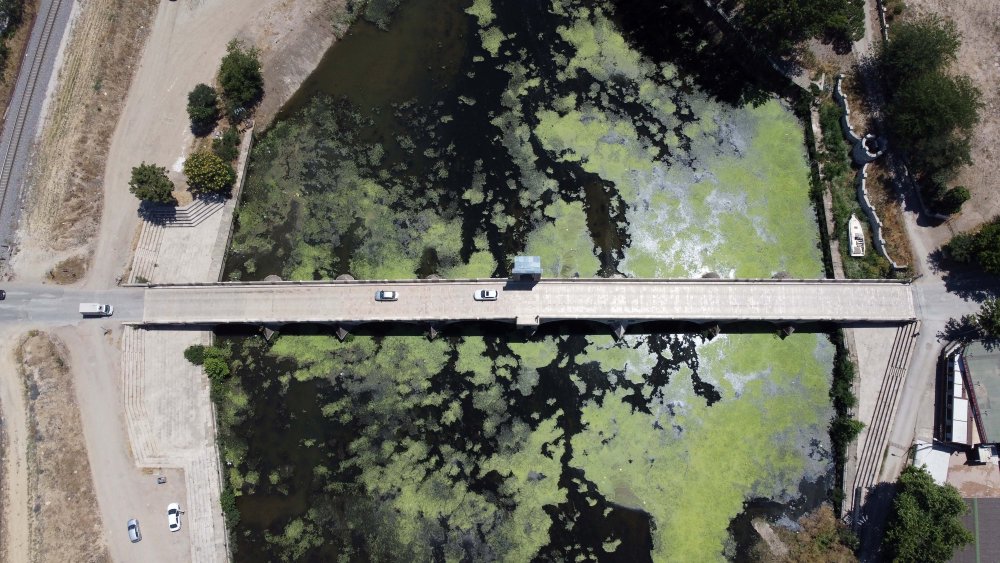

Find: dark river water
<box><xmin>218</xmin><ymin>0</ymin><xmax>835</xmax><ymax>561</ymax></box>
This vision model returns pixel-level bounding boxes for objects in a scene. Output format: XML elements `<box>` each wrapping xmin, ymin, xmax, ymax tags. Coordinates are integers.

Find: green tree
<box><xmin>128</xmin><ymin>163</ymin><xmax>175</xmax><ymax>204</ymax></box>
<box><xmin>737</xmin><ymin>0</ymin><xmax>863</xmax><ymax>54</ymax></box>
<box><xmin>881</xmin><ymin>16</ymin><xmax>960</xmax><ymax>86</ymax></box>
<box><xmin>219</xmin><ymin>39</ymin><xmax>263</xmax><ymax>119</ymax></box>
<box><xmin>884</xmin><ymin>465</ymin><xmax>972</xmax><ymax>562</ymax></box>
<box><xmin>945</xmin><ymin>218</ymin><xmax>1000</xmax><ymax>275</ymax></box>
<box><xmin>184</xmin><ymin>151</ymin><xmax>236</xmax><ymax>194</ymax></box>
<box><xmin>187</xmin><ymin>83</ymin><xmax>219</xmax><ymax>136</ymax></box>
<box><xmin>886</xmin><ymin>70</ymin><xmax>981</xmax><ymax>178</ymax></box>
<box><xmin>977</xmin><ymin>298</ymin><xmax>1000</xmax><ymax>339</ymax></box>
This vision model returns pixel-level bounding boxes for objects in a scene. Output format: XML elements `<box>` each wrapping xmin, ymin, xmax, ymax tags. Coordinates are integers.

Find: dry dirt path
<box><xmin>55</xmin><ymin>325</ymin><xmax>191</xmax><ymax>562</ymax></box>
<box><xmin>0</xmin><ymin>326</ymin><xmax>31</xmax><ymax>563</ymax></box>
<box><xmin>85</xmin><ymin>0</ymin><xmax>345</xmax><ymax>289</ymax></box>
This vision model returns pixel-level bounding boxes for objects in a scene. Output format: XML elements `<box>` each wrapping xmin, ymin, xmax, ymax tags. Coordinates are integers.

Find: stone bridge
<box><xmin>138</xmin><ymin>278</ymin><xmax>916</xmax><ymax>338</ymax></box>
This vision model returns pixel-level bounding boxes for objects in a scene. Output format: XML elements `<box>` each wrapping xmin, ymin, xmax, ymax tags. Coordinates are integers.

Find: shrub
<box><xmin>187</xmin><ymin>83</ymin><xmax>219</xmax><ymax>136</ymax></box>
<box><xmin>184</xmin><ymin>344</ymin><xmax>206</xmax><ymax>365</ymax></box>
<box><xmin>212</xmin><ymin>127</ymin><xmax>241</xmax><ymax>162</ymax></box>
<box><xmin>203</xmin><ymin>357</ymin><xmax>230</xmax><ymax>381</ymax></box>
<box><xmin>128</xmin><ymin>163</ymin><xmax>175</xmax><ymax>204</ymax></box>
<box><xmin>184</xmin><ymin>151</ymin><xmax>236</xmax><ymax>194</ymax></box>
<box><xmin>219</xmin><ymin>39</ymin><xmax>263</xmax><ymax>119</ymax></box>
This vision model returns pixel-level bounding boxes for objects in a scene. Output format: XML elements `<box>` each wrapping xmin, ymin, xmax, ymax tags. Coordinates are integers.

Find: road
<box><xmin>0</xmin><ymin>0</ymin><xmax>74</xmax><ymax>264</ymax></box>
<box><xmin>0</xmin><ymin>283</ymin><xmax>144</xmax><ymax>324</ymax></box>
<box><xmin>0</xmin><ymin>278</ymin><xmax>917</xmax><ymax>328</ymax></box>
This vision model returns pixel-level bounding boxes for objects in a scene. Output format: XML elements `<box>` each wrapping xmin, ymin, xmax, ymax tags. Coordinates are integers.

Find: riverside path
<box><xmin>138</xmin><ymin>278</ymin><xmax>916</xmax><ymax>328</ymax></box>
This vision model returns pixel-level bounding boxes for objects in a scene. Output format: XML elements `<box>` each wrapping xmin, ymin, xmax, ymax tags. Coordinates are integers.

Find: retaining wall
<box><xmin>833</xmin><ymin>74</ymin><xmax>905</xmax><ymax>270</ymax></box>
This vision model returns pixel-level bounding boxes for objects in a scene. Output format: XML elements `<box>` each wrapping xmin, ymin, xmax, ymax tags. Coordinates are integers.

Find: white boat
<box><xmin>849</xmin><ymin>214</ymin><xmax>866</xmax><ymax>257</ymax></box>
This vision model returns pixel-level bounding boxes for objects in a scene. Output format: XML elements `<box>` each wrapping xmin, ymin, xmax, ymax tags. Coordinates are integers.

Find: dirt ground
<box><xmin>17</xmin><ymin>331</ymin><xmax>110</xmax><ymax>563</ymax></box>
<box><xmin>0</xmin><ymin>327</ymin><xmax>31</xmax><ymax>563</ymax></box>
<box><xmin>898</xmin><ymin>1</ymin><xmax>1000</xmax><ymax>237</ymax></box>
<box><xmin>15</xmin><ymin>0</ymin><xmax>159</xmax><ymax>282</ymax></box>
<box><xmin>12</xmin><ymin>0</ymin><xmax>347</xmax><ymax>285</ymax></box>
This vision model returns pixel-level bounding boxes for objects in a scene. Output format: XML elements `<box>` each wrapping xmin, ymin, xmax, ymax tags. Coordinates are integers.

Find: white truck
<box><xmin>79</xmin><ymin>303</ymin><xmax>114</xmax><ymax>317</ymax></box>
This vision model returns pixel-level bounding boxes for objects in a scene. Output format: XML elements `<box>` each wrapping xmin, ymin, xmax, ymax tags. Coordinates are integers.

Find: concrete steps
<box><xmin>143</xmin><ymin>198</ymin><xmax>225</xmax><ymax>228</ymax></box>
<box><xmin>851</xmin><ymin>321</ymin><xmax>920</xmax><ymax>509</ymax></box>
<box><xmin>128</xmin><ymin>221</ymin><xmax>164</xmax><ymax>284</ymax></box>
<box><xmin>121</xmin><ymin>327</ymin><xmax>167</xmax><ymax>466</ymax></box>
<box><xmin>186</xmin><ymin>451</ymin><xmax>224</xmax><ymax>563</ymax></box>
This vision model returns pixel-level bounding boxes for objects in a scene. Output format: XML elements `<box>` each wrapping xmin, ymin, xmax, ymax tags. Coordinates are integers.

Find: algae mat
<box><xmin>220</xmin><ymin>0</ymin><xmax>832</xmax><ymax>561</ymax></box>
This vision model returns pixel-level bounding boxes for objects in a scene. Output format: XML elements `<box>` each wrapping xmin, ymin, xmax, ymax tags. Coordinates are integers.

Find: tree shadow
<box><xmin>928</xmin><ymin>249</ymin><xmax>1000</xmax><ymax>303</ymax></box>
<box><xmin>855</xmin><ymin>481</ymin><xmax>898</xmax><ymax>561</ymax></box>
<box><xmin>608</xmin><ymin>0</ymin><xmax>796</xmax><ymax>107</ymax></box>
<box><xmin>137</xmin><ymin>201</ymin><xmax>177</xmax><ymax>226</ymax></box>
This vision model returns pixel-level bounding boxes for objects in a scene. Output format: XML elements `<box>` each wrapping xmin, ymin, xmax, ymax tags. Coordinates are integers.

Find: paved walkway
<box><xmin>122</xmin><ymin>326</ymin><xmax>226</xmax><ymax>563</ymax></box>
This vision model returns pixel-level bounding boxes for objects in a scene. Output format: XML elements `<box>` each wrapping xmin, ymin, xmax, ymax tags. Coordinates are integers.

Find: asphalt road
<box><xmin>0</xmin><ymin>0</ymin><xmax>74</xmax><ymax>266</ymax></box>
<box><xmin>0</xmin><ymin>283</ymin><xmax>144</xmax><ymax>324</ymax></box>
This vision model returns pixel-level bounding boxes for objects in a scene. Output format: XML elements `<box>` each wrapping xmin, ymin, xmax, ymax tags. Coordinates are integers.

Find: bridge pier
<box><xmin>516</xmin><ymin>316</ymin><xmax>539</xmax><ymax>338</ymax></box>
<box><xmin>262</xmin><ymin>323</ymin><xmax>282</xmax><ymax>342</ymax></box>
<box><xmin>335</xmin><ymin>324</ymin><xmax>359</xmax><ymax>342</ymax></box>
<box><xmin>778</xmin><ymin>324</ymin><xmax>796</xmax><ymax>339</ymax></box>
<box><xmin>700</xmin><ymin>323</ymin><xmax>721</xmax><ymax>340</ymax></box>
<box><xmin>611</xmin><ymin>322</ymin><xmax>627</xmax><ymax>342</ymax></box>
<box><xmin>427</xmin><ymin>324</ymin><xmax>441</xmax><ymax>341</ymax></box>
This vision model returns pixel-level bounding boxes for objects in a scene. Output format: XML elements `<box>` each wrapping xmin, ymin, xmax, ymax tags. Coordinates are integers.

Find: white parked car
<box><xmin>375</xmin><ymin>290</ymin><xmax>398</xmax><ymax>301</ymax></box>
<box><xmin>127</xmin><ymin>519</ymin><xmax>141</xmax><ymax>543</ymax></box>
<box><xmin>474</xmin><ymin>289</ymin><xmax>498</xmax><ymax>301</ymax></box>
<box><xmin>167</xmin><ymin>503</ymin><xmax>181</xmax><ymax>532</ymax></box>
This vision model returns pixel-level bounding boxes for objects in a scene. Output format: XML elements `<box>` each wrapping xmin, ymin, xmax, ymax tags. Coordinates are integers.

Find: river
<box><xmin>216</xmin><ymin>0</ymin><xmax>834</xmax><ymax>560</ymax></box>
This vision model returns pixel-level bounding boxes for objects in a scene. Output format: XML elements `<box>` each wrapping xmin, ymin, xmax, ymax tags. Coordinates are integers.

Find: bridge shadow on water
<box><xmin>186</xmin><ymin>320</ymin><xmax>902</xmax><ymax>342</ymax></box>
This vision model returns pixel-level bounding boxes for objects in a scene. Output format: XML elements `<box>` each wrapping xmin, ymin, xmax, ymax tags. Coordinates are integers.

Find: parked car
<box><xmin>167</xmin><ymin>503</ymin><xmax>181</xmax><ymax>532</ymax></box>
<box><xmin>127</xmin><ymin>519</ymin><xmax>141</xmax><ymax>543</ymax></box>
<box><xmin>0</xmin><ymin>289</ymin><xmax>5</xmax><ymax>300</ymax></box>
<box><xmin>474</xmin><ymin>289</ymin><xmax>498</xmax><ymax>301</ymax></box>
<box><xmin>375</xmin><ymin>290</ymin><xmax>398</xmax><ymax>301</ymax></box>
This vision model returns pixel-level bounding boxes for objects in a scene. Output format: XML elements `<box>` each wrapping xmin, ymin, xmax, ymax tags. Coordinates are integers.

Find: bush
<box><xmin>187</xmin><ymin>83</ymin><xmax>219</xmax><ymax>136</ymax></box>
<box><xmin>203</xmin><ymin>357</ymin><xmax>230</xmax><ymax>381</ymax></box>
<box><xmin>884</xmin><ymin>465</ymin><xmax>972</xmax><ymax>562</ymax></box>
<box><xmin>184</xmin><ymin>151</ymin><xmax>236</xmax><ymax>194</ymax></box>
<box><xmin>184</xmin><ymin>344</ymin><xmax>206</xmax><ymax>365</ymax></box>
<box><xmin>219</xmin><ymin>39</ymin><xmax>263</xmax><ymax>119</ymax></box>
<box><xmin>938</xmin><ymin>186</ymin><xmax>971</xmax><ymax>215</ymax></box>
<box><xmin>220</xmin><ymin>486</ymin><xmax>240</xmax><ymax>527</ymax></box>
<box><xmin>212</xmin><ymin>127</ymin><xmax>241</xmax><ymax>162</ymax></box>
<box><xmin>129</xmin><ymin>163</ymin><xmax>175</xmax><ymax>204</ymax></box>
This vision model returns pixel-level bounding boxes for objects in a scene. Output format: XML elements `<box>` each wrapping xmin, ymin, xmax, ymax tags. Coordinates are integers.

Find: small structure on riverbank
<box><xmin>511</xmin><ymin>256</ymin><xmax>542</xmax><ymax>282</ymax></box>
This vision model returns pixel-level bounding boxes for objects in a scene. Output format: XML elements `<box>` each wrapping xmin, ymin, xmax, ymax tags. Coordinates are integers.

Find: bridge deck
<box><xmin>140</xmin><ymin>279</ymin><xmax>916</xmax><ymax>326</ymax></box>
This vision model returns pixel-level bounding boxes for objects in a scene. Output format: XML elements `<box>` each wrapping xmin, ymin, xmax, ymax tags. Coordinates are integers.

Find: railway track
<box><xmin>0</xmin><ymin>0</ymin><xmax>68</xmax><ymax>237</ymax></box>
